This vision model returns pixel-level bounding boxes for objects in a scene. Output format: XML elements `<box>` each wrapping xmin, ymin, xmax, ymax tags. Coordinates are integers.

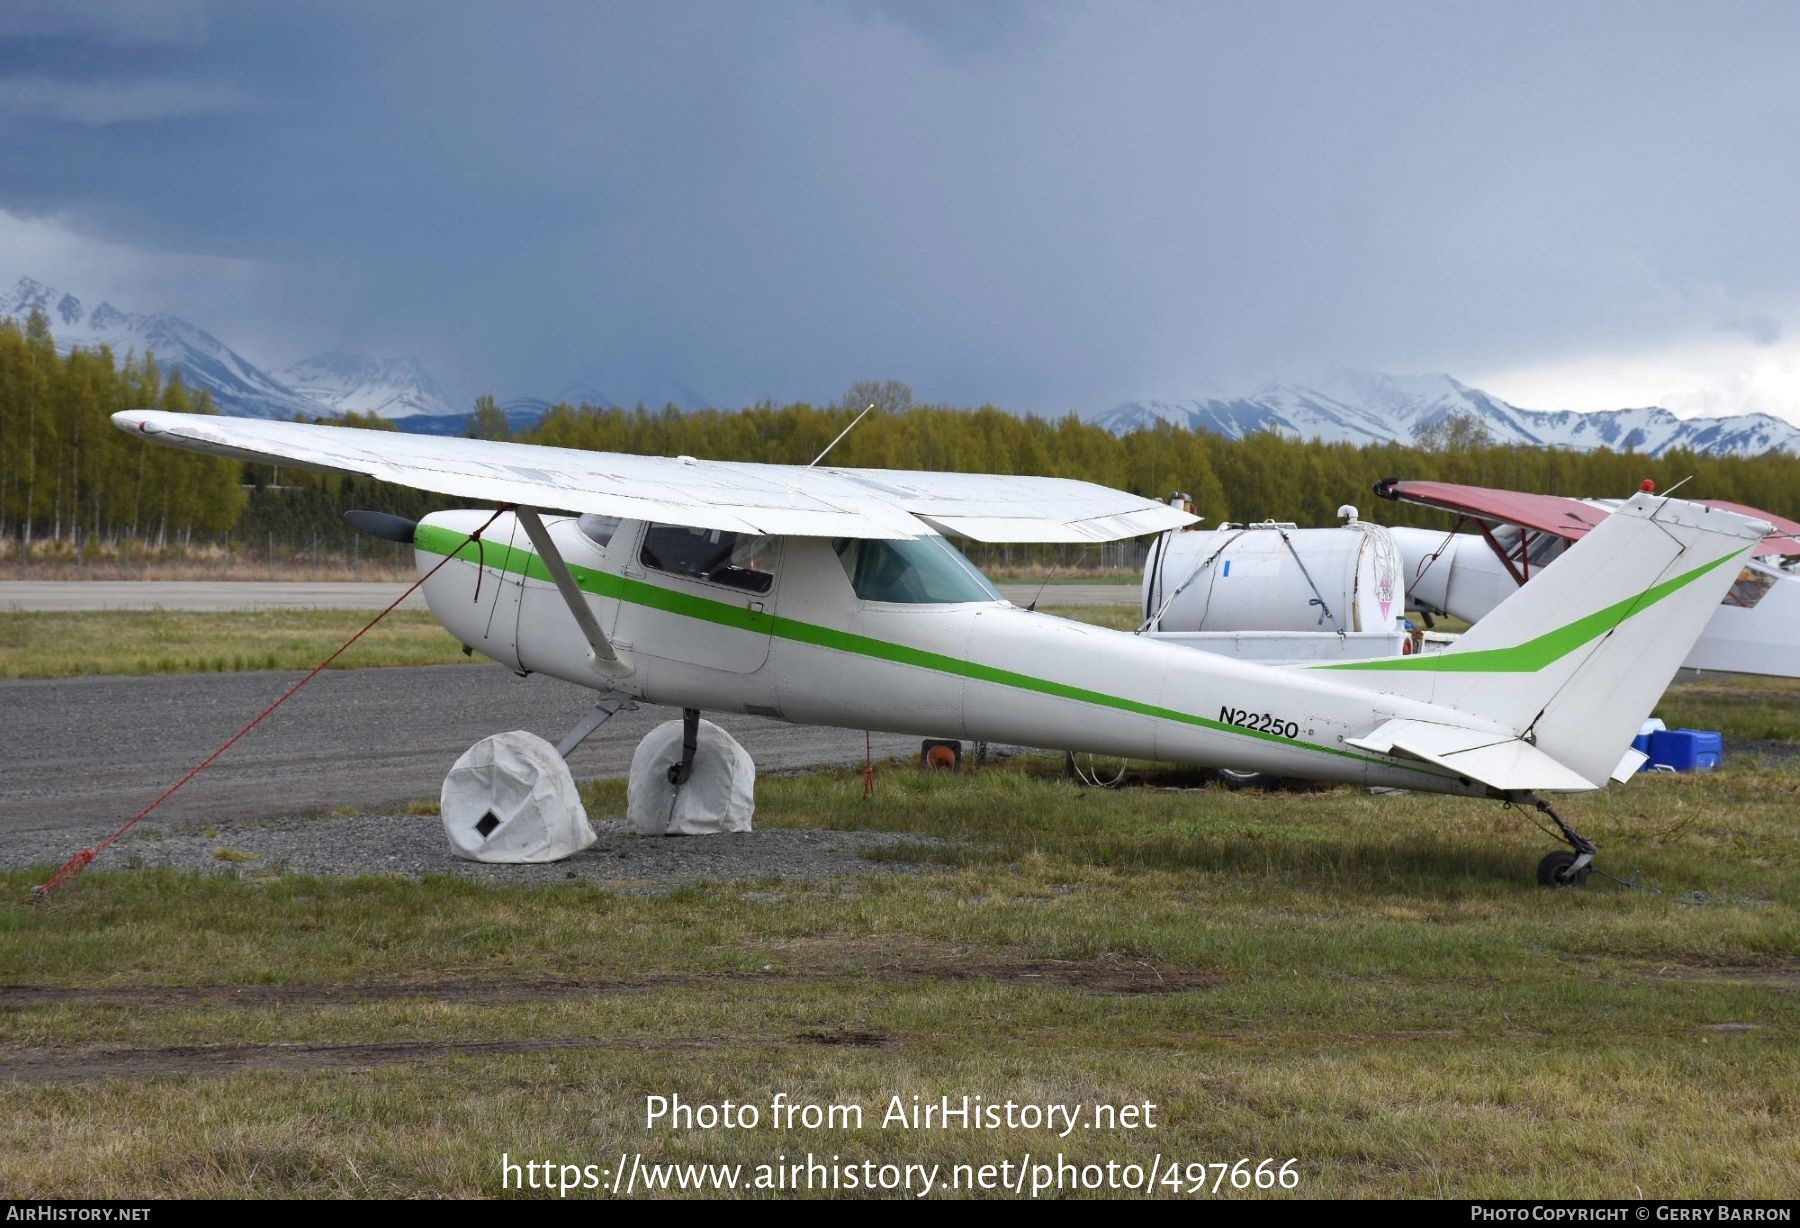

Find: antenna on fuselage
<box><xmin>809</xmin><ymin>403</ymin><xmax>876</xmax><ymax>467</ymax></box>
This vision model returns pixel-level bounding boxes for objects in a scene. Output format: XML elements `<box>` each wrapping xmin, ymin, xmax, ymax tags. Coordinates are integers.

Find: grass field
<box><xmin>2</xmin><ymin>539</ymin><xmax>414</xmax><ymax>583</ymax></box>
<box><xmin>1655</xmin><ymin>674</ymin><xmax>1800</xmax><ymax>744</ymax></box>
<box><xmin>0</xmin><ymin>603</ymin><xmax>1490</xmax><ymax>677</ymax></box>
<box><xmin>0</xmin><ymin>608</ymin><xmax>1132</xmax><ymax>680</ymax></box>
<box><xmin>3</xmin><ymin>606</ymin><xmax>1796</xmax><ymax>1198</ymax></box>
<box><xmin>1036</xmin><ymin>602</ymin><xmax>1141</xmax><ymax>631</ymax></box>
<box><xmin>0</xmin><ymin>609</ymin><xmax>470</xmax><ymax>679</ymax></box>
<box><xmin>4</xmin><ymin>730</ymin><xmax>1797</xmax><ymax>1197</ymax></box>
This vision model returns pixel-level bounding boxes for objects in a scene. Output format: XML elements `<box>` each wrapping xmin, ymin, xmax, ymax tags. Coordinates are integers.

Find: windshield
<box><xmin>833</xmin><ymin>536</ymin><xmax>1004</xmax><ymax>605</ymax></box>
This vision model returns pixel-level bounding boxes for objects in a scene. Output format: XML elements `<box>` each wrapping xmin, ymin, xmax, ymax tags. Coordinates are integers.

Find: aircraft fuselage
<box><xmin>417</xmin><ymin>510</ymin><xmax>1497</xmax><ymax>799</ymax></box>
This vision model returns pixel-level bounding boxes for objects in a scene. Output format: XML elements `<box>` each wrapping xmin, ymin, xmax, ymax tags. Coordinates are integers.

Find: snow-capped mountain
<box><xmin>537</xmin><ymin>377</ymin><xmax>718</xmax><ymax>412</ymax></box>
<box><xmin>1090</xmin><ymin>370</ymin><xmax>1800</xmax><ymax>458</ymax></box>
<box><xmin>12</xmin><ymin>273</ymin><xmax>1796</xmax><ymax>455</ymax></box>
<box><xmin>393</xmin><ymin>396</ymin><xmax>555</xmax><ymax>437</ymax></box>
<box><xmin>0</xmin><ymin>276</ymin><xmax>322</xmax><ymax>420</ymax></box>
<box><xmin>397</xmin><ymin>381</ymin><xmax>720</xmax><ymax>436</ymax></box>
<box><xmin>276</xmin><ymin>350</ymin><xmax>458</xmax><ymax>419</ymax></box>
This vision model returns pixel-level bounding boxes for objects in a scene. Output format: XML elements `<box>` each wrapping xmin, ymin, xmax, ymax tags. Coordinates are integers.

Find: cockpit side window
<box><xmin>577</xmin><ymin>514</ymin><xmax>622</xmax><ymax>548</ymax></box>
<box><xmin>832</xmin><ymin>536</ymin><xmax>1004</xmax><ymax>604</ymax></box>
<box><xmin>1723</xmin><ymin>564</ymin><xmax>1777</xmax><ymax>609</ymax></box>
<box><xmin>1525</xmin><ymin>532</ymin><xmax>1567</xmax><ymax>567</ymax></box>
<box><xmin>640</xmin><ymin>524</ymin><xmax>776</xmax><ymax>594</ymax></box>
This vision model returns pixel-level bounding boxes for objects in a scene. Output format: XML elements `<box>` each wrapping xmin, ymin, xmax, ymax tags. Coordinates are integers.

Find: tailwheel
<box><xmin>1529</xmin><ymin>796</ymin><xmax>1596</xmax><ymax>888</ymax></box>
<box><xmin>1536</xmin><ymin>849</ymin><xmax>1591</xmax><ymax>888</ymax></box>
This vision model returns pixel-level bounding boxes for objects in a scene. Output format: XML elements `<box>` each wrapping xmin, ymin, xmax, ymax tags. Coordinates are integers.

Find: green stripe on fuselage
<box><xmin>1316</xmin><ymin>546</ymin><xmax>1747</xmax><ymax>674</ymax></box>
<box><xmin>413</xmin><ymin>523</ymin><xmax>1441</xmax><ymax>779</ymax></box>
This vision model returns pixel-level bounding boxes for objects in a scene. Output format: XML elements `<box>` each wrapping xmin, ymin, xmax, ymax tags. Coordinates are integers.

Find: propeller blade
<box><xmin>344</xmin><ymin>509</ymin><xmax>420</xmax><ymax>544</ymax></box>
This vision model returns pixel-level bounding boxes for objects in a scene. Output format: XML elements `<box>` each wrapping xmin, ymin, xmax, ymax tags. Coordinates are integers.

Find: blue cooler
<box><xmin>1647</xmin><ymin>729</ymin><xmax>1724</xmax><ymax>772</ymax></box>
<box><xmin>1631</xmin><ymin>719</ymin><xmax>1665</xmax><ymax>772</ymax></box>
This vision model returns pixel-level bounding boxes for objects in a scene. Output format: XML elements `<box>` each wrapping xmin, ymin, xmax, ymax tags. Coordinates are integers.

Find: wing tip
<box><xmin>112</xmin><ymin>409</ymin><xmax>166</xmax><ymax>436</ymax></box>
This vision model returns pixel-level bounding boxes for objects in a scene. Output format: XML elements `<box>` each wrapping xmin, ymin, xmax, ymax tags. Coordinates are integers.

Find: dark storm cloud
<box><xmin>2</xmin><ymin>1</ymin><xmax>1797</xmax><ymax>411</ymax></box>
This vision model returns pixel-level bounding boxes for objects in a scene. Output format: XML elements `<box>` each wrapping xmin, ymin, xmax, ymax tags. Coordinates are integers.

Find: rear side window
<box><xmin>640</xmin><ymin>525</ymin><xmax>776</xmax><ymax>594</ymax></box>
<box><xmin>577</xmin><ymin>514</ymin><xmax>621</xmax><ymax>548</ymax></box>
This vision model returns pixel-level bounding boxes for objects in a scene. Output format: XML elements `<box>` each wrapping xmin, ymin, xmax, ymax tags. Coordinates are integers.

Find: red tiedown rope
<box><xmin>31</xmin><ymin>506</ymin><xmax>509</xmax><ymax>903</ymax></box>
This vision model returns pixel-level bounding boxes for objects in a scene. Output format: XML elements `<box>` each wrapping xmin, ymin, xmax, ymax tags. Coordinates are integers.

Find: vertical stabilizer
<box><xmin>1315</xmin><ymin>493</ymin><xmax>1768</xmax><ymax>786</ymax></box>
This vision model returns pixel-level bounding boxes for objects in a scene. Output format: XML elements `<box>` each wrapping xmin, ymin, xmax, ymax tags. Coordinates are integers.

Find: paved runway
<box><xmin>1</xmin><ymin>579</ymin><xmax>1139</xmax><ymax>612</ymax></box>
<box><xmin>0</xmin><ymin>664</ymin><xmax>921</xmax><ymax>844</ymax></box>
<box><xmin>0</xmin><ymin>580</ymin><xmax>430</xmax><ymax>612</ymax></box>
<box><xmin>0</xmin><ymin>579</ymin><xmax>1136</xmax><ymax>849</ymax></box>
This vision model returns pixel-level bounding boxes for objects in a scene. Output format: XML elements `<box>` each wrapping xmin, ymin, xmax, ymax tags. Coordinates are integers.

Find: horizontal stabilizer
<box><xmin>1346</xmin><ymin>718</ymin><xmax>1598</xmax><ymax>793</ymax></box>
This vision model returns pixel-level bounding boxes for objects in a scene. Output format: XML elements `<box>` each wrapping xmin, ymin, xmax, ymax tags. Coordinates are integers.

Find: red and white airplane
<box><xmin>1376</xmin><ymin>478</ymin><xmax>1800</xmax><ymax>680</ymax></box>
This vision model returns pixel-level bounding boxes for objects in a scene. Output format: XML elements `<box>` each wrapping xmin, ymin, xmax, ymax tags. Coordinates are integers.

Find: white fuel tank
<box><xmin>1388</xmin><ymin>525</ymin><xmax>1525</xmax><ymax>624</ymax></box>
<box><xmin>1143</xmin><ymin>521</ymin><xmax>1406</xmax><ymax>634</ymax></box>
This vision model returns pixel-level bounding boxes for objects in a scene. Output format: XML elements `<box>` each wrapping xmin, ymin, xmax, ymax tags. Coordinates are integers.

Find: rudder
<box><xmin>1314</xmin><ymin>493</ymin><xmax>1767</xmax><ymax>786</ymax></box>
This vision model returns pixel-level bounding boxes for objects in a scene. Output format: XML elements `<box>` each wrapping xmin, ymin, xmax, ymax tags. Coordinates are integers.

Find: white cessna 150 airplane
<box><xmin>115</xmin><ymin>410</ymin><xmax>1772</xmax><ymax>886</ymax></box>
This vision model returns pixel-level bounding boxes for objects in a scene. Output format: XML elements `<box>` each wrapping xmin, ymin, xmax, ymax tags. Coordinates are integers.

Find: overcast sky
<box><xmin>2</xmin><ymin>0</ymin><xmax>1798</xmax><ymax>421</ymax></box>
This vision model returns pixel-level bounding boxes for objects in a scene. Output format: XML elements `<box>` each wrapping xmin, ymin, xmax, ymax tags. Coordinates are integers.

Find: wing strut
<box><xmin>515</xmin><ymin>507</ymin><xmax>635</xmax><ymax>679</ymax></box>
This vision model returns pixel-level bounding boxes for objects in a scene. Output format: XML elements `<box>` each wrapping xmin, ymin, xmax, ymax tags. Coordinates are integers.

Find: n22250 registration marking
<box><xmin>1219</xmin><ymin>707</ymin><xmax>1300</xmax><ymax>739</ymax></box>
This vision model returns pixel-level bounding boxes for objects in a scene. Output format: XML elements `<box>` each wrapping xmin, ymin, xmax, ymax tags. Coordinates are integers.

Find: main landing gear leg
<box><xmin>667</xmin><ymin>708</ymin><xmax>700</xmax><ymax>787</ymax></box>
<box><xmin>1532</xmin><ymin>796</ymin><xmax>1596</xmax><ymax>888</ymax></box>
<box><xmin>554</xmin><ymin>690</ymin><xmax>638</xmax><ymax>759</ymax></box>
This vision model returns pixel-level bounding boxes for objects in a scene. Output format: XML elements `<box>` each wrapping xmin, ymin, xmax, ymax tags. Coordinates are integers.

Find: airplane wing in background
<box><xmin>114</xmin><ymin>410</ymin><xmax>1196</xmax><ymax>543</ymax></box>
<box><xmin>1699</xmin><ymin>500</ymin><xmax>1800</xmax><ymax>557</ymax></box>
<box><xmin>1372</xmin><ymin>478</ymin><xmax>1608</xmax><ymax>543</ymax></box>
<box><xmin>1376</xmin><ymin>477</ymin><xmax>1800</xmax><ymax>559</ymax></box>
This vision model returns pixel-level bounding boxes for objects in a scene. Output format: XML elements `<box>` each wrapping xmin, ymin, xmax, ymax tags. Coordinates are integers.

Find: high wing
<box><xmin>1376</xmin><ymin>477</ymin><xmax>1800</xmax><ymax>559</ymax></box>
<box><xmin>1372</xmin><ymin>478</ymin><xmax>1608</xmax><ymax>543</ymax></box>
<box><xmin>114</xmin><ymin>410</ymin><xmax>1196</xmax><ymax>542</ymax></box>
<box><xmin>1699</xmin><ymin>500</ymin><xmax>1800</xmax><ymax>557</ymax></box>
